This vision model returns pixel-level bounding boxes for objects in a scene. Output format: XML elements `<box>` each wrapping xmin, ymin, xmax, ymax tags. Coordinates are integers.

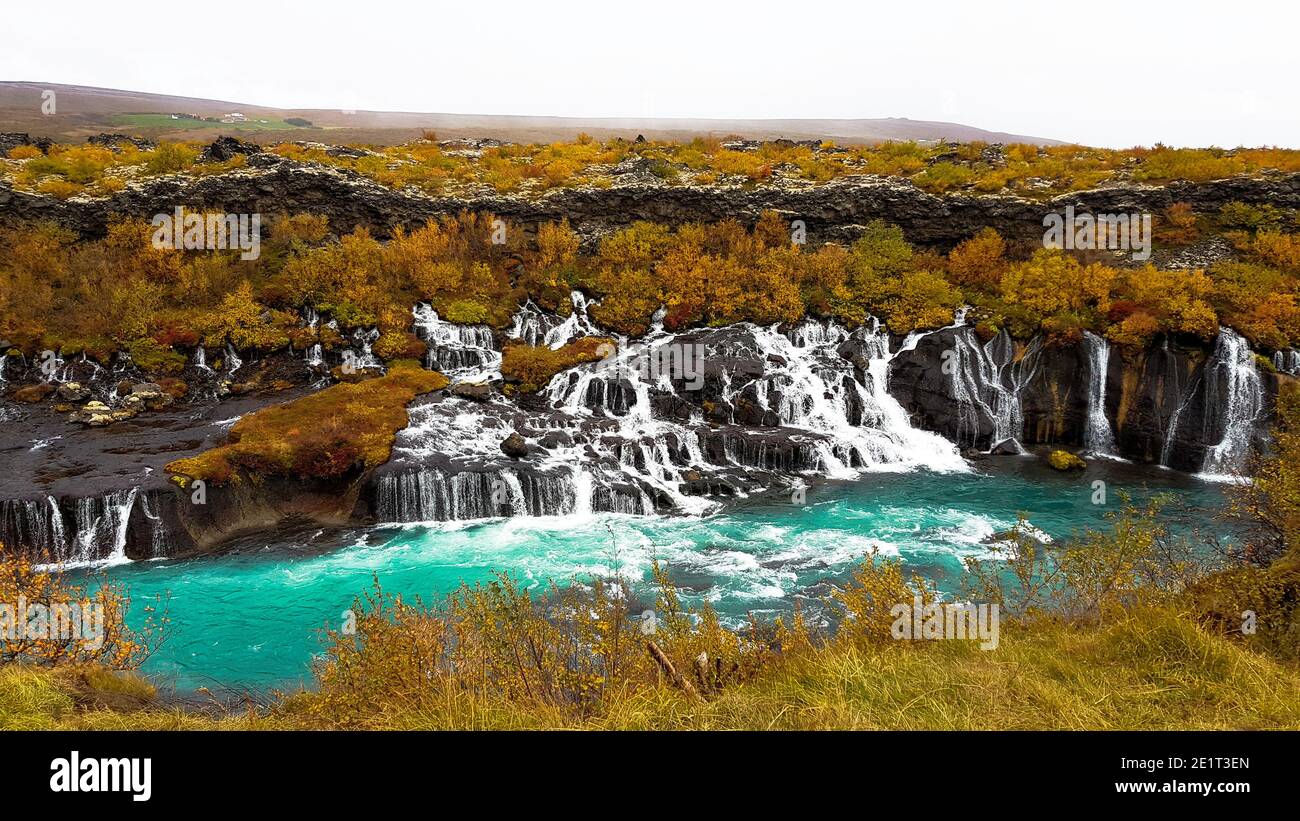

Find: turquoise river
<box><xmin>82</xmin><ymin>458</ymin><xmax>1226</xmax><ymax>693</ymax></box>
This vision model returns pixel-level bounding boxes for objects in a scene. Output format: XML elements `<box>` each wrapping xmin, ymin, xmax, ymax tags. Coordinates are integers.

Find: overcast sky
<box><xmin>5</xmin><ymin>0</ymin><xmax>1297</xmax><ymax>148</ymax></box>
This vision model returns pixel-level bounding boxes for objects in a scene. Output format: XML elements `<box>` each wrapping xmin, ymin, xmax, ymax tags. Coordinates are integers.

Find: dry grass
<box><xmin>5</xmin><ymin>607</ymin><xmax>1296</xmax><ymax>730</ymax></box>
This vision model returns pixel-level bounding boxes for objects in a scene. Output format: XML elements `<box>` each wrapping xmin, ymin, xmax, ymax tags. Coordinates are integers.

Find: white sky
<box><xmin>5</xmin><ymin>0</ymin><xmax>1298</xmax><ymax>148</ymax></box>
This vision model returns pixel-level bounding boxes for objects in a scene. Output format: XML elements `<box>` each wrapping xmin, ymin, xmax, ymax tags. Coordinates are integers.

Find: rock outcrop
<box><xmin>3</xmin><ymin>153</ymin><xmax>1298</xmax><ymax>251</ymax></box>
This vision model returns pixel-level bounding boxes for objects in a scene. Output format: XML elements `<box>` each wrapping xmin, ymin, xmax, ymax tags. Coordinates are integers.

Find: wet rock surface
<box><xmin>0</xmin><ymin>294</ymin><xmax>1286</xmax><ymax>563</ymax></box>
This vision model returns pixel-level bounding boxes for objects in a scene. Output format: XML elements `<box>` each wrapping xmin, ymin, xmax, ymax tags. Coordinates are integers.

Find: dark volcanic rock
<box><xmin>0</xmin><ymin>132</ymin><xmax>51</xmax><ymax>154</ymax></box>
<box><xmin>4</xmin><ymin>155</ymin><xmax>1298</xmax><ymax>252</ymax></box>
<box><xmin>86</xmin><ymin>133</ymin><xmax>156</xmax><ymax>150</ymax></box>
<box><xmin>500</xmin><ymin>431</ymin><xmax>529</xmax><ymax>458</ymax></box>
<box><xmin>198</xmin><ymin>136</ymin><xmax>263</xmax><ymax>163</ymax></box>
<box><xmin>451</xmin><ymin>381</ymin><xmax>492</xmax><ymax>402</ymax></box>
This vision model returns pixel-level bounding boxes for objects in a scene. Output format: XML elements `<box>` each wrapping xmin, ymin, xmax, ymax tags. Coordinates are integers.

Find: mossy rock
<box><xmin>1047</xmin><ymin>449</ymin><xmax>1087</xmax><ymax>471</ymax></box>
<box><xmin>12</xmin><ymin>383</ymin><xmax>54</xmax><ymax>403</ymax></box>
<box><xmin>167</xmin><ymin>361</ymin><xmax>447</xmax><ymax>485</ymax></box>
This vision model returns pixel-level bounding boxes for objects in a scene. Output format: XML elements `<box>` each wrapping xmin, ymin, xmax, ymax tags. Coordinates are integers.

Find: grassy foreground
<box><xmin>3</xmin><ymin>606</ymin><xmax>1298</xmax><ymax>731</ymax></box>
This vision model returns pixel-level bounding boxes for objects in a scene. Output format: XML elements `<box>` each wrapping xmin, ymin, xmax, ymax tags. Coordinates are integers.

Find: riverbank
<box><xmin>5</xmin><ymin>604</ymin><xmax>1297</xmax><ymax>730</ymax></box>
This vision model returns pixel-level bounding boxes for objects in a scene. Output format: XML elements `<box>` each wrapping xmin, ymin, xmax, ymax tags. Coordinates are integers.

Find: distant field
<box><xmin>111</xmin><ymin>113</ymin><xmax>310</xmax><ymax>132</ymax></box>
<box><xmin>1</xmin><ymin>82</ymin><xmax>1067</xmax><ymax>146</ymax></box>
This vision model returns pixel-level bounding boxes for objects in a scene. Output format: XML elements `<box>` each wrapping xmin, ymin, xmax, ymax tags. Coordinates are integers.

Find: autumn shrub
<box><xmin>831</xmin><ymin>548</ymin><xmax>937</xmax><ymax>647</ymax></box>
<box><xmin>947</xmin><ymin>227</ymin><xmax>1008</xmax><ymax>289</ymax></box>
<box><xmin>1209</xmin><ymin>261</ymin><xmax>1300</xmax><ymax>350</ymax></box>
<box><xmin>7</xmin><ymin>144</ymin><xmax>42</xmax><ymax>160</ymax></box>
<box><xmin>1242</xmin><ymin>231</ymin><xmax>1300</xmax><ymax>271</ymax></box>
<box><xmin>1219</xmin><ymin>200</ymin><xmax>1284</xmax><ymax>232</ymax></box>
<box><xmin>1155</xmin><ymin>202</ymin><xmax>1202</xmax><ymax>246</ymax></box>
<box><xmin>0</xmin><ymin>549</ymin><xmax>165</xmax><ymax>670</ymax></box>
<box><xmin>1134</xmin><ymin>146</ymin><xmax>1246</xmax><ymax>183</ymax></box>
<box><xmin>964</xmin><ymin>495</ymin><xmax>1209</xmax><ymax>624</ymax></box>
<box><xmin>501</xmin><ymin>336</ymin><xmax>614</xmax><ymax>393</ymax></box>
<box><xmin>144</xmin><ymin>141</ymin><xmax>198</xmax><ymax>174</ymax></box>
<box><xmin>912</xmin><ymin>161</ymin><xmax>975</xmax><ymax>193</ymax></box>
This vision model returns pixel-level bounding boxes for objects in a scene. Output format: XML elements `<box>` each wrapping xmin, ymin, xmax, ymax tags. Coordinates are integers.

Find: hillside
<box><xmin>0</xmin><ymin>81</ymin><xmax>1067</xmax><ymax>147</ymax></box>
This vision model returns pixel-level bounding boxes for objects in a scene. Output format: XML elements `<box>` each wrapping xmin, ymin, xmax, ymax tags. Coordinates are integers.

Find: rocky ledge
<box><xmin>3</xmin><ymin>148</ymin><xmax>1299</xmax><ymax>250</ymax></box>
<box><xmin>1</xmin><ymin>295</ymin><xmax>1293</xmax><ymax>565</ymax></box>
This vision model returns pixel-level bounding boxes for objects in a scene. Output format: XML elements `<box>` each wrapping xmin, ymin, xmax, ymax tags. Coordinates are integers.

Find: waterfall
<box><xmin>1200</xmin><ymin>328</ymin><xmax>1263</xmax><ymax>478</ymax></box>
<box><xmin>223</xmin><ymin>344</ymin><xmax>243</xmax><ymax>375</ymax></box>
<box><xmin>507</xmin><ymin>291</ymin><xmax>599</xmax><ymax>349</ymax></box>
<box><xmin>136</xmin><ymin>490</ymin><xmax>173</xmax><ymax>559</ymax></box>
<box><xmin>1158</xmin><ymin>373</ymin><xmax>1199</xmax><ymax>469</ymax></box>
<box><xmin>508</xmin><ymin>300</ymin><xmax>563</xmax><ymax>347</ymax></box>
<box><xmin>948</xmin><ymin>328</ymin><xmax>1041</xmax><ymax>453</ymax></box>
<box><xmin>374</xmin><ymin>466</ymin><xmax>637</xmax><ymax>522</ymax></box>
<box><xmin>412</xmin><ymin>303</ymin><xmax>500</xmax><ymax>379</ymax></box>
<box><xmin>70</xmin><ymin>488</ymin><xmax>139</xmax><ymax>566</ymax></box>
<box><xmin>1273</xmin><ymin>349</ymin><xmax>1300</xmax><ymax>376</ymax></box>
<box><xmin>0</xmin><ymin>356</ymin><xmax>11</xmax><ymax>422</ymax></box>
<box><xmin>1082</xmin><ymin>331</ymin><xmax>1119</xmax><ymax>457</ymax></box>
<box><xmin>544</xmin><ymin>328</ymin><xmax>717</xmax><ymax>514</ymax></box>
<box><xmin>756</xmin><ymin>319</ymin><xmax>967</xmax><ymax>474</ymax></box>
<box><xmin>348</xmin><ymin>329</ymin><xmax>382</xmax><ymax>371</ymax></box>
<box><xmin>381</xmin><ymin>305</ymin><xmax>966</xmax><ymax>528</ymax></box>
<box><xmin>299</xmin><ymin>306</ymin><xmax>325</xmax><ymax>368</ymax></box>
<box><xmin>3</xmin><ymin>488</ymin><xmax>141</xmax><ymax>566</ymax></box>
<box><xmin>305</xmin><ymin>343</ymin><xmax>324</xmax><ymax>367</ymax></box>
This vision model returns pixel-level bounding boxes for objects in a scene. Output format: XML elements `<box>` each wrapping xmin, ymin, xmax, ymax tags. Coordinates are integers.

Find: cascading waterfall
<box><xmin>303</xmin><ymin>307</ymin><xmax>325</xmax><ymax>367</ymax></box>
<box><xmin>2</xmin><ymin>488</ymin><xmax>141</xmax><ymax>566</ymax></box>
<box><xmin>0</xmin><ymin>355</ymin><xmax>11</xmax><ymax>422</ymax></box>
<box><xmin>135</xmin><ymin>490</ymin><xmax>173</xmax><ymax>559</ymax></box>
<box><xmin>508</xmin><ymin>291</ymin><xmax>600</xmax><ymax>349</ymax></box>
<box><xmin>305</xmin><ymin>343</ymin><xmax>324</xmax><ymax>367</ymax></box>
<box><xmin>412</xmin><ymin>303</ymin><xmax>500</xmax><ymax>380</ymax></box>
<box><xmin>544</xmin><ymin>324</ymin><xmax>715</xmax><ymax>514</ymax></box>
<box><xmin>1200</xmin><ymin>327</ymin><xmax>1263</xmax><ymax>478</ymax></box>
<box><xmin>948</xmin><ymin>328</ymin><xmax>1042</xmax><ymax>453</ymax></box>
<box><xmin>754</xmin><ymin>319</ymin><xmax>967</xmax><ymax>475</ymax></box>
<box><xmin>1273</xmin><ymin>349</ymin><xmax>1300</xmax><ymax>376</ymax></box>
<box><xmin>1158</xmin><ymin>374</ymin><xmax>1199</xmax><ymax>469</ymax></box>
<box><xmin>1082</xmin><ymin>331</ymin><xmax>1119</xmax><ymax>457</ymax></box>
<box><xmin>348</xmin><ymin>328</ymin><xmax>382</xmax><ymax>371</ymax></box>
<box><xmin>508</xmin><ymin>300</ymin><xmax>564</xmax><ymax>348</ymax></box>
<box><xmin>380</xmin><ymin>299</ymin><xmax>971</xmax><ymax>527</ymax></box>
<box><xmin>223</xmin><ymin>344</ymin><xmax>243</xmax><ymax>375</ymax></box>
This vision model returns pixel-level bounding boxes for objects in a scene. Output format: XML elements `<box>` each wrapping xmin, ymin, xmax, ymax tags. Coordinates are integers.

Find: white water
<box><xmin>1274</xmin><ymin>349</ymin><xmax>1300</xmax><ymax>376</ymax></box>
<box><xmin>509</xmin><ymin>291</ymin><xmax>601</xmax><ymax>349</ymax></box>
<box><xmin>223</xmin><ymin>344</ymin><xmax>243</xmax><ymax>375</ymax></box>
<box><xmin>380</xmin><ymin>299</ymin><xmax>969</xmax><ymax>528</ymax></box>
<box><xmin>0</xmin><ymin>355</ymin><xmax>11</xmax><ymax>421</ymax></box>
<box><xmin>305</xmin><ymin>343</ymin><xmax>324</xmax><ymax>367</ymax></box>
<box><xmin>1082</xmin><ymin>331</ymin><xmax>1120</xmax><ymax>458</ymax></box>
<box><xmin>24</xmin><ymin>487</ymin><xmax>141</xmax><ymax>569</ymax></box>
<box><xmin>1199</xmin><ymin>328</ymin><xmax>1263</xmax><ymax>479</ymax></box>
<box><xmin>412</xmin><ymin>303</ymin><xmax>500</xmax><ymax>381</ymax></box>
<box><xmin>949</xmin><ymin>328</ymin><xmax>1042</xmax><ymax>454</ymax></box>
<box><xmin>753</xmin><ymin>319</ymin><xmax>967</xmax><ymax>475</ymax></box>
